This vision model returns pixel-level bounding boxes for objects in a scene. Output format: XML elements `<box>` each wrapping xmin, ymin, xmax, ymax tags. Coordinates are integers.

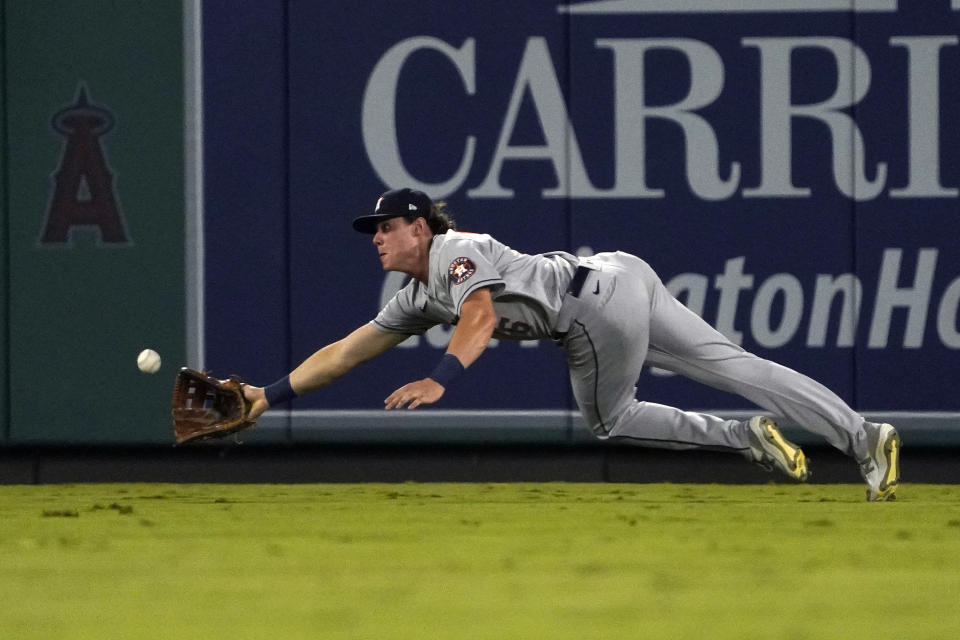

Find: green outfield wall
<box><xmin>2</xmin><ymin>0</ymin><xmax>185</xmax><ymax>443</ymax></box>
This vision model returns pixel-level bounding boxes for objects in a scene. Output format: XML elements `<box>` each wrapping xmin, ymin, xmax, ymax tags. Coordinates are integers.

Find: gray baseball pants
<box><xmin>554</xmin><ymin>252</ymin><xmax>868</xmax><ymax>460</ymax></box>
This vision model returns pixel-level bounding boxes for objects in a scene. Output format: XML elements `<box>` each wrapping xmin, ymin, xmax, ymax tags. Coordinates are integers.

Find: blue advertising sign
<box><xmin>202</xmin><ymin>1</ymin><xmax>960</xmax><ymax>442</ymax></box>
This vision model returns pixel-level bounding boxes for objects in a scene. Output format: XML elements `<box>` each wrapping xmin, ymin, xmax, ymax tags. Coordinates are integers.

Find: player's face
<box><xmin>372</xmin><ymin>217</ymin><xmax>420</xmax><ymax>273</ymax></box>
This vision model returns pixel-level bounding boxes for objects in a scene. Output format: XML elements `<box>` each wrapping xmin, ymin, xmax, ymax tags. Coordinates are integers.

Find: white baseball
<box><xmin>137</xmin><ymin>348</ymin><xmax>162</xmax><ymax>374</ymax></box>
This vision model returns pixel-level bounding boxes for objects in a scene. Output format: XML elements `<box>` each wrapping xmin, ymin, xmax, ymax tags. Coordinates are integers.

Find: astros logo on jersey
<box><xmin>448</xmin><ymin>257</ymin><xmax>476</xmax><ymax>284</ymax></box>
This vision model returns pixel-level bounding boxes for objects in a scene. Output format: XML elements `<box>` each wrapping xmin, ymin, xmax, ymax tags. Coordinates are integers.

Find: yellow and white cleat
<box><xmin>860</xmin><ymin>422</ymin><xmax>901</xmax><ymax>502</ymax></box>
<box><xmin>746</xmin><ymin>416</ymin><xmax>810</xmax><ymax>482</ymax></box>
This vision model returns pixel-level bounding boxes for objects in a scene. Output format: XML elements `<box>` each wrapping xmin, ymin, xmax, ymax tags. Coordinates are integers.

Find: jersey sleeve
<box><xmin>438</xmin><ymin>235</ymin><xmax>506</xmax><ymax>315</ymax></box>
<box><xmin>371</xmin><ymin>284</ymin><xmax>437</xmax><ymax>336</ymax></box>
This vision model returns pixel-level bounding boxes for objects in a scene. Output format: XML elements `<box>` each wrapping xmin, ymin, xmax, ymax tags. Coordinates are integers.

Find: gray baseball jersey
<box><xmin>373</xmin><ymin>231</ymin><xmax>578</xmax><ymax>341</ymax></box>
<box><xmin>372</xmin><ymin>232</ymin><xmax>868</xmax><ymax>460</ymax></box>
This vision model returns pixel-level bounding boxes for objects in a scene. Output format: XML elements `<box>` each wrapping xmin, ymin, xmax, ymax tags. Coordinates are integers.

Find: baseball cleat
<box><xmin>747</xmin><ymin>416</ymin><xmax>810</xmax><ymax>481</ymax></box>
<box><xmin>860</xmin><ymin>422</ymin><xmax>901</xmax><ymax>502</ymax></box>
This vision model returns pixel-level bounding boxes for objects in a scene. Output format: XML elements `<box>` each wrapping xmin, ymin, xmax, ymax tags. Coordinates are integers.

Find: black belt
<box><xmin>553</xmin><ymin>265</ymin><xmax>595</xmax><ymax>343</ymax></box>
<box><xmin>566</xmin><ymin>265</ymin><xmax>591</xmax><ymax>298</ymax></box>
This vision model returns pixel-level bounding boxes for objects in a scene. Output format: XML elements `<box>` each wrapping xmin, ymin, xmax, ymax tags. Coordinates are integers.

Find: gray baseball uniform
<box><xmin>373</xmin><ymin>231</ymin><xmax>869</xmax><ymax>459</ymax></box>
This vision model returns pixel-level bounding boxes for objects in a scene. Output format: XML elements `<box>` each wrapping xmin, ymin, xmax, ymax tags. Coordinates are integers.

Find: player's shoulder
<box><xmin>438</xmin><ymin>229</ymin><xmax>495</xmax><ymax>244</ymax></box>
<box><xmin>433</xmin><ymin>230</ymin><xmax>501</xmax><ymax>255</ymax></box>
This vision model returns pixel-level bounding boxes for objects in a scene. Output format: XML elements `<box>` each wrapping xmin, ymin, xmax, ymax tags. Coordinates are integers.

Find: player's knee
<box><xmin>580</xmin><ymin>399</ymin><xmax>634</xmax><ymax>440</ymax></box>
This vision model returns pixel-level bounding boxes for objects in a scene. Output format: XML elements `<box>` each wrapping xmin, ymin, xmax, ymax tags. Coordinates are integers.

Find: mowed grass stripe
<box><xmin>1</xmin><ymin>483</ymin><xmax>958</xmax><ymax>640</ymax></box>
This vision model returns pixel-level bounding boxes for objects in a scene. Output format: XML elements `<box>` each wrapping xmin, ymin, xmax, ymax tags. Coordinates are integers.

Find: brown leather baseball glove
<box><xmin>171</xmin><ymin>367</ymin><xmax>256</xmax><ymax>444</ymax></box>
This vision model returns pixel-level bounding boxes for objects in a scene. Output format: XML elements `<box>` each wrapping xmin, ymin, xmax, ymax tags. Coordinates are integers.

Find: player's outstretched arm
<box><xmin>384</xmin><ymin>287</ymin><xmax>497</xmax><ymax>410</ymax></box>
<box><xmin>291</xmin><ymin>323</ymin><xmax>408</xmax><ymax>394</ymax></box>
<box><xmin>243</xmin><ymin>323</ymin><xmax>408</xmax><ymax>419</ymax></box>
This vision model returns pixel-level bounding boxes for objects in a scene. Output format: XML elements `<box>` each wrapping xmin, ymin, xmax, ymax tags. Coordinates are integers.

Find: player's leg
<box><xmin>643</xmin><ymin>272</ymin><xmax>870</xmax><ymax>460</ymax></box>
<box><xmin>562</xmin><ymin>258</ymin><xmax>751</xmax><ymax>454</ymax></box>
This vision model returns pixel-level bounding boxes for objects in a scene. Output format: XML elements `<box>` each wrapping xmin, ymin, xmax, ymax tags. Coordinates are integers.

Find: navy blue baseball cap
<box><xmin>352</xmin><ymin>187</ymin><xmax>433</xmax><ymax>234</ymax></box>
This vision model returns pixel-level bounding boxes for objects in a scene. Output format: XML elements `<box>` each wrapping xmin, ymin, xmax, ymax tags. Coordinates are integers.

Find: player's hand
<box><xmin>384</xmin><ymin>378</ymin><xmax>445</xmax><ymax>410</ymax></box>
<box><xmin>242</xmin><ymin>385</ymin><xmax>270</xmax><ymax>421</ymax></box>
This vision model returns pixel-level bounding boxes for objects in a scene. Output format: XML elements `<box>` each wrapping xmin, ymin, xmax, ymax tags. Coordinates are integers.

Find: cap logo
<box><xmin>375</xmin><ymin>197</ymin><xmax>384</xmax><ymax>212</ymax></box>
<box><xmin>448</xmin><ymin>257</ymin><xmax>476</xmax><ymax>285</ymax></box>
<box><xmin>409</xmin><ymin>203</ymin><xmax>417</xmax><ymax>211</ymax></box>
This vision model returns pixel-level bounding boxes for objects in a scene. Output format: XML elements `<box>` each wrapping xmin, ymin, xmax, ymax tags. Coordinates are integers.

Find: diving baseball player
<box><xmin>243</xmin><ymin>187</ymin><xmax>901</xmax><ymax>501</ymax></box>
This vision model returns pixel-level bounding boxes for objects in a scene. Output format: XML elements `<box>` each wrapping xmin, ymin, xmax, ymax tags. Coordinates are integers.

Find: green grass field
<box><xmin>1</xmin><ymin>482</ymin><xmax>958</xmax><ymax>639</ymax></box>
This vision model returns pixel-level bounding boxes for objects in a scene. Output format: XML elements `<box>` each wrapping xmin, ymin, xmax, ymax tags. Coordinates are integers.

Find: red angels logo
<box><xmin>448</xmin><ymin>257</ymin><xmax>476</xmax><ymax>285</ymax></box>
<box><xmin>41</xmin><ymin>83</ymin><xmax>129</xmax><ymax>245</ymax></box>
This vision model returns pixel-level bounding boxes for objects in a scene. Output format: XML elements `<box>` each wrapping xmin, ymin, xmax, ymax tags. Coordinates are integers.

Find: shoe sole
<box><xmin>867</xmin><ymin>424</ymin><xmax>901</xmax><ymax>502</ymax></box>
<box><xmin>751</xmin><ymin>417</ymin><xmax>810</xmax><ymax>482</ymax></box>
